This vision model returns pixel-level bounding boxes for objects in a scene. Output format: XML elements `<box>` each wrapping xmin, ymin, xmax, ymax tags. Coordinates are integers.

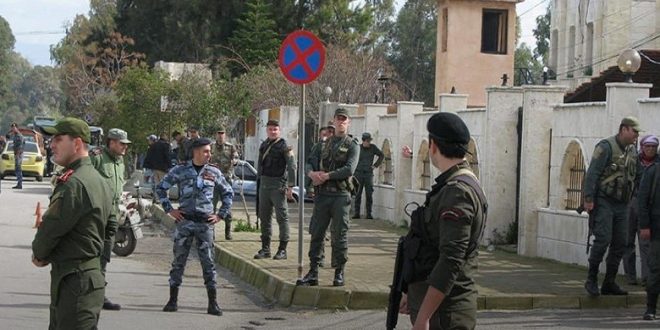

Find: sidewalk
<box><xmin>151</xmin><ymin>200</ymin><xmax>646</xmax><ymax>310</ymax></box>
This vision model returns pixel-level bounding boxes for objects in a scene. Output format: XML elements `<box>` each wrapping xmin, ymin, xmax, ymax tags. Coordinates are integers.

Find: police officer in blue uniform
<box><xmin>156</xmin><ymin>138</ymin><xmax>233</xmax><ymax>316</ymax></box>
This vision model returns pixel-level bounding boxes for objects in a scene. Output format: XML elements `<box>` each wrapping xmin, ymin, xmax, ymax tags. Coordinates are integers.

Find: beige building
<box><xmin>435</xmin><ymin>0</ymin><xmax>521</xmax><ymax>107</ymax></box>
<box><xmin>549</xmin><ymin>0</ymin><xmax>660</xmax><ymax>90</ymax></box>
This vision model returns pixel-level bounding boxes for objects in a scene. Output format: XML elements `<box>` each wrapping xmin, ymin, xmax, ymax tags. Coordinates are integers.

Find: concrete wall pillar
<box><xmin>605</xmin><ymin>83</ymin><xmax>652</xmax><ymax>129</ymax></box>
<box><xmin>438</xmin><ymin>94</ymin><xmax>468</xmax><ymax>113</ymax></box>
<box><xmin>482</xmin><ymin>87</ymin><xmax>523</xmax><ymax>243</ymax></box>
<box><xmin>395</xmin><ymin>102</ymin><xmax>424</xmax><ymax>224</ymax></box>
<box><xmin>518</xmin><ymin>86</ymin><xmax>567</xmax><ymax>257</ymax></box>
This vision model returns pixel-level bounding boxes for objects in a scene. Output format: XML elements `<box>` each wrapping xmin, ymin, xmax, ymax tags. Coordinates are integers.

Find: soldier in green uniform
<box><xmin>90</xmin><ymin>128</ymin><xmax>131</xmax><ymax>311</ymax></box>
<box><xmin>254</xmin><ymin>120</ymin><xmax>296</xmax><ymax>260</ymax></box>
<box><xmin>211</xmin><ymin>126</ymin><xmax>238</xmax><ymax>240</ymax></box>
<box><xmin>398</xmin><ymin>112</ymin><xmax>487</xmax><ymax>330</ymax></box>
<box><xmin>32</xmin><ymin>117</ymin><xmax>114</xmax><ymax>329</ymax></box>
<box><xmin>178</xmin><ymin>127</ymin><xmax>200</xmax><ymax>162</ymax></box>
<box><xmin>305</xmin><ymin>125</ymin><xmax>335</xmax><ymax>267</ymax></box>
<box><xmin>637</xmin><ymin>159</ymin><xmax>660</xmax><ymax>320</ymax></box>
<box><xmin>298</xmin><ymin>108</ymin><xmax>359</xmax><ymax>287</ymax></box>
<box><xmin>353</xmin><ymin>132</ymin><xmax>384</xmax><ymax>219</ymax></box>
<box><xmin>582</xmin><ymin>116</ymin><xmax>641</xmax><ymax>296</ymax></box>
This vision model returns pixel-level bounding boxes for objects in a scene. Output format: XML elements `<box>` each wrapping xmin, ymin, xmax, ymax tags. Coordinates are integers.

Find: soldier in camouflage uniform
<box><xmin>582</xmin><ymin>116</ymin><xmax>641</xmax><ymax>296</ymax></box>
<box><xmin>9</xmin><ymin>123</ymin><xmax>25</xmax><ymax>189</ymax></box>
<box><xmin>90</xmin><ymin>128</ymin><xmax>131</xmax><ymax>311</ymax></box>
<box><xmin>156</xmin><ymin>138</ymin><xmax>233</xmax><ymax>316</ymax></box>
<box><xmin>399</xmin><ymin>112</ymin><xmax>487</xmax><ymax>329</ymax></box>
<box><xmin>254</xmin><ymin>119</ymin><xmax>296</xmax><ymax>260</ymax></box>
<box><xmin>353</xmin><ymin>132</ymin><xmax>384</xmax><ymax>219</ymax></box>
<box><xmin>211</xmin><ymin>126</ymin><xmax>238</xmax><ymax>240</ymax></box>
<box><xmin>33</xmin><ymin>118</ymin><xmax>114</xmax><ymax>329</ymax></box>
<box><xmin>298</xmin><ymin>108</ymin><xmax>359</xmax><ymax>287</ymax></box>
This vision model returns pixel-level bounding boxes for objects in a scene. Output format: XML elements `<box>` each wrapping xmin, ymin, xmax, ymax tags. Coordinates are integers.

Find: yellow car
<box><xmin>0</xmin><ymin>141</ymin><xmax>46</xmax><ymax>182</ymax></box>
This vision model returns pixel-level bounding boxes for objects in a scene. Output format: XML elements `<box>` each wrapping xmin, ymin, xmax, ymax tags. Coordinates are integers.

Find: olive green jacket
<box><xmin>32</xmin><ymin>157</ymin><xmax>113</xmax><ymax>277</ymax></box>
<box><xmin>90</xmin><ymin>148</ymin><xmax>124</xmax><ymax>237</ymax></box>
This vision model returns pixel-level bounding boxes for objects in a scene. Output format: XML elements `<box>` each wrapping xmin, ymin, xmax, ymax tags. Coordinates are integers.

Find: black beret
<box><xmin>427</xmin><ymin>112</ymin><xmax>470</xmax><ymax>145</ymax></box>
<box><xmin>362</xmin><ymin>132</ymin><xmax>372</xmax><ymax>140</ymax></box>
<box><xmin>191</xmin><ymin>138</ymin><xmax>212</xmax><ymax>149</ymax></box>
<box><xmin>266</xmin><ymin>119</ymin><xmax>279</xmax><ymax>127</ymax></box>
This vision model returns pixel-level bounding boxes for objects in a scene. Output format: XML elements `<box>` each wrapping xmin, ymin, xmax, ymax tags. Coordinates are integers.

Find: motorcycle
<box><xmin>112</xmin><ymin>183</ymin><xmax>150</xmax><ymax>257</ymax></box>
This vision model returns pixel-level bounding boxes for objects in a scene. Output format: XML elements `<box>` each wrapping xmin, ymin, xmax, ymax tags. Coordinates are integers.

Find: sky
<box><xmin>0</xmin><ymin>0</ymin><xmax>547</xmax><ymax>67</ymax></box>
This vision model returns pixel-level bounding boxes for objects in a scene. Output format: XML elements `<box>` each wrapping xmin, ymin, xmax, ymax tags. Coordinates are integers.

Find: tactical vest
<box><xmin>402</xmin><ymin>168</ymin><xmax>487</xmax><ymax>285</ymax></box>
<box><xmin>319</xmin><ymin>135</ymin><xmax>356</xmax><ymax>193</ymax></box>
<box><xmin>259</xmin><ymin>138</ymin><xmax>287</xmax><ymax>177</ymax></box>
<box><xmin>598</xmin><ymin>136</ymin><xmax>637</xmax><ymax>203</ymax></box>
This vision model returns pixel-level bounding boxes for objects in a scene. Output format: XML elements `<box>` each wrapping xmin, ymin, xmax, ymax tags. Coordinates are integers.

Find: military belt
<box><xmin>52</xmin><ymin>257</ymin><xmax>101</xmax><ymax>272</ymax></box>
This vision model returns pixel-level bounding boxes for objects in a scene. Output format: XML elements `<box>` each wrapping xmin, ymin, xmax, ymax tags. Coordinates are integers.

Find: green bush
<box><xmin>233</xmin><ymin>220</ymin><xmax>259</xmax><ymax>233</ymax></box>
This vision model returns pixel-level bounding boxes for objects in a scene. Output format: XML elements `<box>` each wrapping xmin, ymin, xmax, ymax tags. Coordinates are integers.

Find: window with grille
<box><xmin>381</xmin><ymin>139</ymin><xmax>394</xmax><ymax>185</ymax></box>
<box><xmin>416</xmin><ymin>140</ymin><xmax>431</xmax><ymax>191</ymax></box>
<box><xmin>561</xmin><ymin>142</ymin><xmax>586</xmax><ymax>210</ymax></box>
<box><xmin>466</xmin><ymin>139</ymin><xmax>480</xmax><ymax>179</ymax></box>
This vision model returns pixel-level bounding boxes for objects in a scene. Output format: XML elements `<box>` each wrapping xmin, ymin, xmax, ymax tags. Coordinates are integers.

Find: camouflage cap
<box><xmin>621</xmin><ymin>116</ymin><xmax>642</xmax><ymax>132</ymax></box>
<box><xmin>216</xmin><ymin>126</ymin><xmax>226</xmax><ymax>133</ymax></box>
<box><xmin>362</xmin><ymin>132</ymin><xmax>372</xmax><ymax>141</ymax></box>
<box><xmin>334</xmin><ymin>108</ymin><xmax>350</xmax><ymax>119</ymax></box>
<box><xmin>42</xmin><ymin>117</ymin><xmax>91</xmax><ymax>144</ymax></box>
<box><xmin>107</xmin><ymin>128</ymin><xmax>132</xmax><ymax>144</ymax></box>
<box><xmin>266</xmin><ymin>119</ymin><xmax>279</xmax><ymax>127</ymax></box>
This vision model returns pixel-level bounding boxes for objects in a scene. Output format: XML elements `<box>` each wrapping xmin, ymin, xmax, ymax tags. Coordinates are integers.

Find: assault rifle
<box><xmin>576</xmin><ymin>204</ymin><xmax>595</xmax><ymax>254</ymax></box>
<box><xmin>386</xmin><ymin>236</ymin><xmax>406</xmax><ymax>330</ymax></box>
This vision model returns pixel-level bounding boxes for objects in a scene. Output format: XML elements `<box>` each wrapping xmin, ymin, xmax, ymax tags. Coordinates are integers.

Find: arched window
<box><xmin>380</xmin><ymin>139</ymin><xmax>394</xmax><ymax>185</ymax></box>
<box><xmin>559</xmin><ymin>140</ymin><xmax>586</xmax><ymax>210</ymax></box>
<box><xmin>465</xmin><ymin>138</ymin><xmax>480</xmax><ymax>179</ymax></box>
<box><xmin>416</xmin><ymin>140</ymin><xmax>431</xmax><ymax>190</ymax></box>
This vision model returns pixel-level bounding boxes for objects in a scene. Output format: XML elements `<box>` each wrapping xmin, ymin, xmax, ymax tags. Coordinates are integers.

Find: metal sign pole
<box><xmin>297</xmin><ymin>84</ymin><xmax>306</xmax><ymax>280</ymax></box>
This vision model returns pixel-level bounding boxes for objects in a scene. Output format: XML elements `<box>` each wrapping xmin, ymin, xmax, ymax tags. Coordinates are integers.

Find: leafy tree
<box><xmin>304</xmin><ymin>0</ymin><xmax>374</xmax><ymax>49</ymax></box>
<box><xmin>0</xmin><ymin>15</ymin><xmax>16</xmax><ymax>112</ymax></box>
<box><xmin>228</xmin><ymin>0</ymin><xmax>280</xmax><ymax>72</ymax></box>
<box><xmin>533</xmin><ymin>3</ymin><xmax>551</xmax><ymax>65</ymax></box>
<box><xmin>388</xmin><ymin>0</ymin><xmax>436</xmax><ymax>106</ymax></box>
<box><xmin>514</xmin><ymin>42</ymin><xmax>543</xmax><ymax>85</ymax></box>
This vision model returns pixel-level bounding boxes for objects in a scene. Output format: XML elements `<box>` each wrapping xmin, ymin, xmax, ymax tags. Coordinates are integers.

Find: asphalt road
<box><xmin>0</xmin><ymin>179</ymin><xmax>657</xmax><ymax>329</ymax></box>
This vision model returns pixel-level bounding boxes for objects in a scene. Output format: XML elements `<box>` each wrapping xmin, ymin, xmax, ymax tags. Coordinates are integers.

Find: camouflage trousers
<box><xmin>308</xmin><ymin>194</ymin><xmax>351</xmax><ymax>269</ymax></box>
<box><xmin>169</xmin><ymin>220</ymin><xmax>216</xmax><ymax>289</ymax></box>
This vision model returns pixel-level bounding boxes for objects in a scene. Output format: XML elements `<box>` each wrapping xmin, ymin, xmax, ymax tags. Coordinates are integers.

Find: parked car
<box><xmin>0</xmin><ymin>141</ymin><xmax>46</xmax><ymax>182</ymax></box>
<box><xmin>232</xmin><ymin>160</ymin><xmax>258</xmax><ymax>197</ymax></box>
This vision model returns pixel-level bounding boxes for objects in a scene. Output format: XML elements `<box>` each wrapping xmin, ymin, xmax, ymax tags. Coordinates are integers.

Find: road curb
<box><xmin>151</xmin><ymin>205</ymin><xmax>649</xmax><ymax>311</ymax></box>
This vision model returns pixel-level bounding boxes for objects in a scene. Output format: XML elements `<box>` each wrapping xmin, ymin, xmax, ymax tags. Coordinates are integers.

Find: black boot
<box><xmin>224</xmin><ymin>219</ymin><xmax>232</xmax><ymax>240</ymax></box>
<box><xmin>103</xmin><ymin>296</ymin><xmax>121</xmax><ymax>310</ymax></box>
<box><xmin>206</xmin><ymin>288</ymin><xmax>223</xmax><ymax>316</ymax></box>
<box><xmin>366</xmin><ymin>213</ymin><xmax>373</xmax><ymax>220</ymax></box>
<box><xmin>254</xmin><ymin>238</ymin><xmax>271</xmax><ymax>259</ymax></box>
<box><xmin>296</xmin><ymin>267</ymin><xmax>319</xmax><ymax>286</ymax></box>
<box><xmin>163</xmin><ymin>287</ymin><xmax>178</xmax><ymax>312</ymax></box>
<box><xmin>333</xmin><ymin>267</ymin><xmax>345</xmax><ymax>287</ymax></box>
<box><xmin>644</xmin><ymin>292</ymin><xmax>658</xmax><ymax>320</ymax></box>
<box><xmin>273</xmin><ymin>241</ymin><xmax>287</xmax><ymax>260</ymax></box>
<box><xmin>584</xmin><ymin>263</ymin><xmax>600</xmax><ymax>296</ymax></box>
<box><xmin>601</xmin><ymin>264</ymin><xmax>628</xmax><ymax>295</ymax></box>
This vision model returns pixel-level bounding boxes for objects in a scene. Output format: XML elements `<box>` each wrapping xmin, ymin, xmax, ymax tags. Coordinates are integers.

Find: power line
<box><xmin>15</xmin><ymin>30</ymin><xmax>65</xmax><ymax>36</ymax></box>
<box><xmin>519</xmin><ymin>0</ymin><xmax>550</xmax><ymax>18</ymax></box>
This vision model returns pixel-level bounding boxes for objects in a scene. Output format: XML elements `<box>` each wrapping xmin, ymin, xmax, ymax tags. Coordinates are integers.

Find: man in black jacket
<box><xmin>638</xmin><ymin>162</ymin><xmax>660</xmax><ymax>320</ymax></box>
<box><xmin>143</xmin><ymin>133</ymin><xmax>172</xmax><ymax>187</ymax></box>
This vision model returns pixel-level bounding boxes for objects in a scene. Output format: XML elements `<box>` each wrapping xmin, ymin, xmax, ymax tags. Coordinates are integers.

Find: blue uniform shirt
<box><xmin>157</xmin><ymin>162</ymin><xmax>234</xmax><ymax>219</ymax></box>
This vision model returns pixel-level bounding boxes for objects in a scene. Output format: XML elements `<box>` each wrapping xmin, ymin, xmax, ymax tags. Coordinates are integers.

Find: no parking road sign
<box><xmin>278</xmin><ymin>30</ymin><xmax>326</xmax><ymax>85</ymax></box>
